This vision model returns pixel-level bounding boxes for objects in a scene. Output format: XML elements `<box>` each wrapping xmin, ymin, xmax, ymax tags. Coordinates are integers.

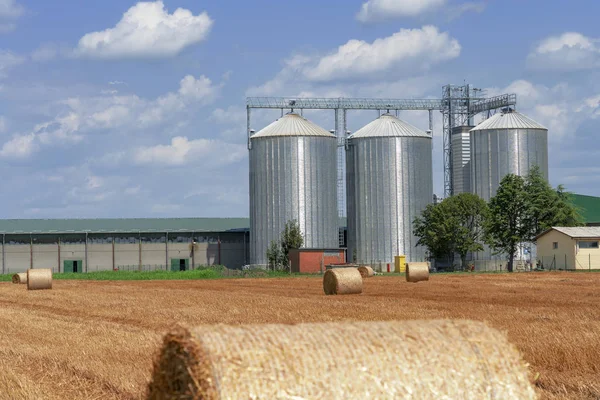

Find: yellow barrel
<box><xmin>395</xmin><ymin>255</ymin><xmax>406</xmax><ymax>273</ymax></box>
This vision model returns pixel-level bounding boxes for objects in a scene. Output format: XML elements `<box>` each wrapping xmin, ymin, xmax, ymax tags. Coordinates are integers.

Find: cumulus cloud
<box><xmin>0</xmin><ymin>50</ymin><xmax>24</xmax><ymax>77</ymax></box>
<box><xmin>133</xmin><ymin>136</ymin><xmax>246</xmax><ymax>167</ymax></box>
<box><xmin>357</xmin><ymin>0</ymin><xmax>445</xmax><ymax>21</ymax></box>
<box><xmin>0</xmin><ymin>74</ymin><xmax>221</xmax><ymax>158</ymax></box>
<box><xmin>527</xmin><ymin>32</ymin><xmax>600</xmax><ymax>71</ymax></box>
<box><xmin>356</xmin><ymin>0</ymin><xmax>485</xmax><ymax>22</ymax></box>
<box><xmin>304</xmin><ymin>26</ymin><xmax>460</xmax><ymax>82</ymax></box>
<box><xmin>75</xmin><ymin>1</ymin><xmax>213</xmax><ymax>59</ymax></box>
<box><xmin>249</xmin><ymin>26</ymin><xmax>460</xmax><ymax>95</ymax></box>
<box><xmin>0</xmin><ymin>133</ymin><xmax>37</xmax><ymax>158</ymax></box>
<box><xmin>0</xmin><ymin>0</ymin><xmax>23</xmax><ymax>18</ymax></box>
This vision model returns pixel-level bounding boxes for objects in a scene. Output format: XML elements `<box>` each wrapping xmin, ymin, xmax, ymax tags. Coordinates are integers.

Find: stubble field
<box><xmin>0</xmin><ymin>272</ymin><xmax>598</xmax><ymax>400</ymax></box>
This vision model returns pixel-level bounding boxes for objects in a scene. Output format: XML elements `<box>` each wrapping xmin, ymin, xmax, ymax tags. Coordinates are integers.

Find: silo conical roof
<box><xmin>348</xmin><ymin>113</ymin><xmax>430</xmax><ymax>139</ymax></box>
<box><xmin>250</xmin><ymin>113</ymin><xmax>334</xmax><ymax>138</ymax></box>
<box><xmin>470</xmin><ymin>110</ymin><xmax>547</xmax><ymax>131</ymax></box>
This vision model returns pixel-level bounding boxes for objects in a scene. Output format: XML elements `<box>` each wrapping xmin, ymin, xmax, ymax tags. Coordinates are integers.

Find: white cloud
<box><xmin>0</xmin><ymin>74</ymin><xmax>221</xmax><ymax>157</ymax></box>
<box><xmin>356</xmin><ymin>0</ymin><xmax>484</xmax><ymax>22</ymax></box>
<box><xmin>0</xmin><ymin>0</ymin><xmax>23</xmax><ymax>18</ymax></box>
<box><xmin>210</xmin><ymin>106</ymin><xmax>246</xmax><ymax>125</ymax></box>
<box><xmin>30</xmin><ymin>43</ymin><xmax>71</xmax><ymax>62</ymax></box>
<box><xmin>133</xmin><ymin>136</ymin><xmax>246</xmax><ymax>167</ymax></box>
<box><xmin>305</xmin><ymin>26</ymin><xmax>460</xmax><ymax>81</ymax></box>
<box><xmin>249</xmin><ymin>26</ymin><xmax>460</xmax><ymax>94</ymax></box>
<box><xmin>0</xmin><ymin>133</ymin><xmax>37</xmax><ymax>158</ymax></box>
<box><xmin>75</xmin><ymin>1</ymin><xmax>213</xmax><ymax>59</ymax></box>
<box><xmin>527</xmin><ymin>32</ymin><xmax>600</xmax><ymax>71</ymax></box>
<box><xmin>357</xmin><ymin>0</ymin><xmax>445</xmax><ymax>22</ymax></box>
<box><xmin>0</xmin><ymin>50</ymin><xmax>24</xmax><ymax>78</ymax></box>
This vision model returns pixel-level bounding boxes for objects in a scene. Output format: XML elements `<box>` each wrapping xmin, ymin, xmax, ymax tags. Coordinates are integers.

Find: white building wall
<box><xmin>115</xmin><ymin>243</ymin><xmax>139</xmax><ymax>270</ymax></box>
<box><xmin>88</xmin><ymin>244</ymin><xmax>113</xmax><ymax>272</ymax></box>
<box><xmin>33</xmin><ymin>244</ymin><xmax>58</xmax><ymax>270</ymax></box>
<box><xmin>5</xmin><ymin>244</ymin><xmax>30</xmax><ymax>273</ymax></box>
<box><xmin>59</xmin><ymin>244</ymin><xmax>87</xmax><ymax>272</ymax></box>
<box><xmin>142</xmin><ymin>243</ymin><xmax>167</xmax><ymax>269</ymax></box>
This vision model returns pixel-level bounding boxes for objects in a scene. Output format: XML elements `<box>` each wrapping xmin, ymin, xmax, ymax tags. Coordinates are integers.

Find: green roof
<box><xmin>0</xmin><ymin>218</ymin><xmax>251</xmax><ymax>234</ymax></box>
<box><xmin>0</xmin><ymin>217</ymin><xmax>349</xmax><ymax>234</ymax></box>
<box><xmin>571</xmin><ymin>194</ymin><xmax>600</xmax><ymax>224</ymax></box>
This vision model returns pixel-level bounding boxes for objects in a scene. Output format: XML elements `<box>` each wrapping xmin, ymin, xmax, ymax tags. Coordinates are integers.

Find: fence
<box><xmin>538</xmin><ymin>253</ymin><xmax>600</xmax><ymax>271</ymax></box>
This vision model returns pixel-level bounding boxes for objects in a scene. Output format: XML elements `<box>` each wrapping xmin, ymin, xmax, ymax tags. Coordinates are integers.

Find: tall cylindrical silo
<box><xmin>346</xmin><ymin>113</ymin><xmax>433</xmax><ymax>266</ymax></box>
<box><xmin>469</xmin><ymin>109</ymin><xmax>548</xmax><ymax>269</ymax></box>
<box><xmin>470</xmin><ymin>109</ymin><xmax>548</xmax><ymax>202</ymax></box>
<box><xmin>249</xmin><ymin>113</ymin><xmax>338</xmax><ymax>267</ymax></box>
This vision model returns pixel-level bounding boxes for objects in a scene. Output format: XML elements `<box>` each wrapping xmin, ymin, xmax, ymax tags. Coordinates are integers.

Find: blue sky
<box><xmin>0</xmin><ymin>0</ymin><xmax>599</xmax><ymax>219</ymax></box>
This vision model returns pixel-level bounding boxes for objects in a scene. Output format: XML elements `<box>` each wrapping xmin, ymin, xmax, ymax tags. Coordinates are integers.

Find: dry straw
<box><xmin>406</xmin><ymin>262</ymin><xmax>430</xmax><ymax>283</ymax></box>
<box><xmin>11</xmin><ymin>273</ymin><xmax>27</xmax><ymax>284</ymax></box>
<box><xmin>26</xmin><ymin>269</ymin><xmax>52</xmax><ymax>291</ymax></box>
<box><xmin>147</xmin><ymin>319</ymin><xmax>536</xmax><ymax>399</ymax></box>
<box><xmin>358</xmin><ymin>265</ymin><xmax>374</xmax><ymax>278</ymax></box>
<box><xmin>322</xmin><ymin>267</ymin><xmax>362</xmax><ymax>295</ymax></box>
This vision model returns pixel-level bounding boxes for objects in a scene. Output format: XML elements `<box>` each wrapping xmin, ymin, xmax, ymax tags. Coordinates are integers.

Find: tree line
<box><xmin>413</xmin><ymin>166</ymin><xmax>584</xmax><ymax>272</ymax></box>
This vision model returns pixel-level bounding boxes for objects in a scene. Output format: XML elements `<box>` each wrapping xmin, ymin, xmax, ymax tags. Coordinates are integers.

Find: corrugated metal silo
<box><xmin>469</xmin><ymin>109</ymin><xmax>548</xmax><ymax>269</ymax></box>
<box><xmin>451</xmin><ymin>126</ymin><xmax>473</xmax><ymax>195</ymax></box>
<box><xmin>470</xmin><ymin>109</ymin><xmax>548</xmax><ymax>201</ymax></box>
<box><xmin>249</xmin><ymin>113</ymin><xmax>338</xmax><ymax>267</ymax></box>
<box><xmin>346</xmin><ymin>113</ymin><xmax>433</xmax><ymax>266</ymax></box>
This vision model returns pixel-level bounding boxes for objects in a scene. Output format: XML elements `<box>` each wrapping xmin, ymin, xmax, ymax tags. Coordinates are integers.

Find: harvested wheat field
<box><xmin>0</xmin><ymin>272</ymin><xmax>598</xmax><ymax>400</ymax></box>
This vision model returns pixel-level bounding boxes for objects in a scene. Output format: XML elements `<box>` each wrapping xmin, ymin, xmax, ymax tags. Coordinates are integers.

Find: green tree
<box><xmin>444</xmin><ymin>193</ymin><xmax>489</xmax><ymax>270</ymax></box>
<box><xmin>524</xmin><ymin>166</ymin><xmax>584</xmax><ymax>241</ymax></box>
<box><xmin>266</xmin><ymin>240</ymin><xmax>285</xmax><ymax>271</ymax></box>
<box><xmin>280</xmin><ymin>219</ymin><xmax>304</xmax><ymax>260</ymax></box>
<box><xmin>413</xmin><ymin>193</ymin><xmax>488</xmax><ymax>270</ymax></box>
<box><xmin>485</xmin><ymin>174</ymin><xmax>530</xmax><ymax>272</ymax></box>
<box><xmin>413</xmin><ymin>203</ymin><xmax>455</xmax><ymax>265</ymax></box>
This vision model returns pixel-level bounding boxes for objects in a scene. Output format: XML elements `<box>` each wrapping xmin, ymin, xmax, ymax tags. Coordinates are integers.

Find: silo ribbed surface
<box><xmin>249</xmin><ymin>113</ymin><xmax>338</xmax><ymax>266</ymax></box>
<box><xmin>470</xmin><ymin>110</ymin><xmax>548</xmax><ymax>201</ymax></box>
<box><xmin>451</xmin><ymin>126</ymin><xmax>473</xmax><ymax>195</ymax></box>
<box><xmin>346</xmin><ymin>114</ymin><xmax>432</xmax><ymax>266</ymax></box>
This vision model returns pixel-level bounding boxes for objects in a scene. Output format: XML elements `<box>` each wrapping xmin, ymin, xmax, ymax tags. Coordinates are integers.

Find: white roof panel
<box><xmin>349</xmin><ymin>113</ymin><xmax>430</xmax><ymax>139</ymax></box>
<box><xmin>471</xmin><ymin>111</ymin><xmax>547</xmax><ymax>131</ymax></box>
<box><xmin>251</xmin><ymin>113</ymin><xmax>334</xmax><ymax>138</ymax></box>
<box><xmin>551</xmin><ymin>226</ymin><xmax>600</xmax><ymax>238</ymax></box>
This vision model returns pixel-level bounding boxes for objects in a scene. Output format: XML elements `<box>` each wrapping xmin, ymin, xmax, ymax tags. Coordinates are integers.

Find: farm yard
<box><xmin>0</xmin><ymin>272</ymin><xmax>598</xmax><ymax>400</ymax></box>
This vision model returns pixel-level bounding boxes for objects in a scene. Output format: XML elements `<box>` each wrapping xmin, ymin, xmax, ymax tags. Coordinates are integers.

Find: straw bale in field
<box><xmin>147</xmin><ymin>319</ymin><xmax>536</xmax><ymax>399</ymax></box>
<box><xmin>357</xmin><ymin>265</ymin><xmax>374</xmax><ymax>278</ymax></box>
<box><xmin>11</xmin><ymin>272</ymin><xmax>27</xmax><ymax>284</ymax></box>
<box><xmin>323</xmin><ymin>267</ymin><xmax>362</xmax><ymax>295</ymax></box>
<box><xmin>406</xmin><ymin>262</ymin><xmax>429</xmax><ymax>283</ymax></box>
<box><xmin>26</xmin><ymin>269</ymin><xmax>52</xmax><ymax>291</ymax></box>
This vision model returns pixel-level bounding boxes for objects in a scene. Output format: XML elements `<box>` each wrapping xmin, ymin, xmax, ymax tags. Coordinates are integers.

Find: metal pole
<box><xmin>1</xmin><ymin>234</ymin><xmax>4</xmax><ymax>275</ymax></box>
<box><xmin>246</xmin><ymin>106</ymin><xmax>251</xmax><ymax>150</ymax></box>
<box><xmin>58</xmin><ymin>237</ymin><xmax>61</xmax><ymax>273</ymax></box>
<box><xmin>191</xmin><ymin>232</ymin><xmax>195</xmax><ymax>270</ymax></box>
<box><xmin>565</xmin><ymin>253</ymin><xmax>567</xmax><ymax>270</ymax></box>
<box><xmin>85</xmin><ymin>232</ymin><xmax>88</xmax><ymax>273</ymax></box>
<box><xmin>112</xmin><ymin>237</ymin><xmax>115</xmax><ymax>271</ymax></box>
<box><xmin>428</xmin><ymin>109</ymin><xmax>434</xmax><ymax>133</ymax></box>
<box><xmin>30</xmin><ymin>234</ymin><xmax>33</xmax><ymax>270</ymax></box>
<box><xmin>589</xmin><ymin>253</ymin><xmax>591</xmax><ymax>271</ymax></box>
<box><xmin>218</xmin><ymin>235</ymin><xmax>221</xmax><ymax>266</ymax></box>
<box><xmin>138</xmin><ymin>232</ymin><xmax>142</xmax><ymax>272</ymax></box>
<box><xmin>165</xmin><ymin>232</ymin><xmax>169</xmax><ymax>271</ymax></box>
<box><xmin>243</xmin><ymin>231</ymin><xmax>247</xmax><ymax>265</ymax></box>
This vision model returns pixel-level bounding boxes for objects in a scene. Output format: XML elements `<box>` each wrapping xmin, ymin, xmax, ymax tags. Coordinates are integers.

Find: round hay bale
<box><xmin>147</xmin><ymin>319</ymin><xmax>536</xmax><ymax>399</ymax></box>
<box><xmin>357</xmin><ymin>265</ymin><xmax>374</xmax><ymax>278</ymax></box>
<box><xmin>11</xmin><ymin>272</ymin><xmax>27</xmax><ymax>284</ymax></box>
<box><xmin>406</xmin><ymin>262</ymin><xmax>429</xmax><ymax>283</ymax></box>
<box><xmin>322</xmin><ymin>267</ymin><xmax>362</xmax><ymax>295</ymax></box>
<box><xmin>26</xmin><ymin>269</ymin><xmax>52</xmax><ymax>291</ymax></box>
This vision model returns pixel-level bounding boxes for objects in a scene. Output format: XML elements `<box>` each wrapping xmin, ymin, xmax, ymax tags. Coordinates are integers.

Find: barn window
<box><xmin>578</xmin><ymin>241</ymin><xmax>599</xmax><ymax>249</ymax></box>
<box><xmin>552</xmin><ymin>242</ymin><xmax>558</xmax><ymax>249</ymax></box>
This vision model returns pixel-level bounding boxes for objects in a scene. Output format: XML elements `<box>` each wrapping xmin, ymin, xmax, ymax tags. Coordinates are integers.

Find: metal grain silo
<box><xmin>451</xmin><ymin>126</ymin><xmax>474</xmax><ymax>195</ymax></box>
<box><xmin>249</xmin><ymin>113</ymin><xmax>338</xmax><ymax>267</ymax></box>
<box><xmin>470</xmin><ymin>109</ymin><xmax>548</xmax><ymax>201</ymax></box>
<box><xmin>346</xmin><ymin>113</ymin><xmax>433</xmax><ymax>266</ymax></box>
